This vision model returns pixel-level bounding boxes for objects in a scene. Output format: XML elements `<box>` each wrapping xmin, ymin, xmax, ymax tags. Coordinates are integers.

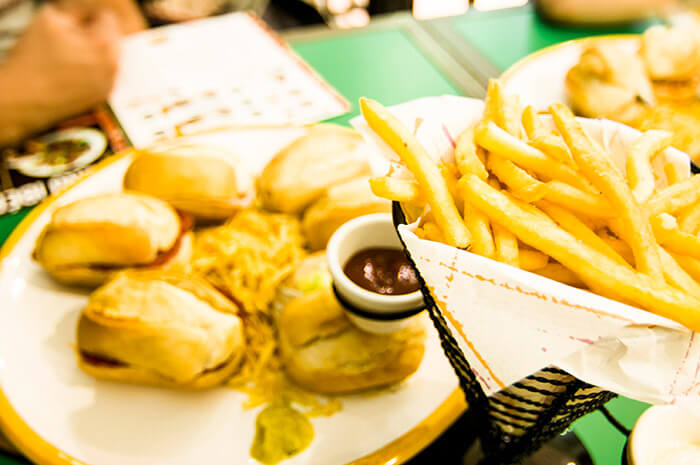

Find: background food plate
<box><xmin>0</xmin><ymin>127</ymin><xmax>461</xmax><ymax>465</ymax></box>
<box><xmin>500</xmin><ymin>35</ymin><xmax>638</xmax><ymax>110</ymax></box>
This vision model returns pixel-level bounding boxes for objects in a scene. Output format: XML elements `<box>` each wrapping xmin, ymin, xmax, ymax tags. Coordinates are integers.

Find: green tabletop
<box><xmin>453</xmin><ymin>4</ymin><xmax>655</xmax><ymax>72</ymax></box>
<box><xmin>292</xmin><ymin>29</ymin><xmax>460</xmax><ymax>125</ymax></box>
<box><xmin>0</xmin><ymin>210</ymin><xmax>28</xmax><ymax>248</ymax></box>
<box><xmin>422</xmin><ymin>3</ymin><xmax>658</xmax><ymax>89</ymax></box>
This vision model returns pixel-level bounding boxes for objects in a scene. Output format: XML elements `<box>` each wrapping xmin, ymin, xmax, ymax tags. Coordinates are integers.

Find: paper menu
<box><xmin>109</xmin><ymin>12</ymin><xmax>350</xmax><ymax>148</ymax></box>
<box><xmin>352</xmin><ymin>96</ymin><xmax>700</xmax><ymax>409</ymax></box>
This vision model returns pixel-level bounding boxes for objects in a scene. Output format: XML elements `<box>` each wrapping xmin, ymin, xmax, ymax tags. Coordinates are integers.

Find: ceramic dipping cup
<box><xmin>627</xmin><ymin>405</ymin><xmax>700</xmax><ymax>465</ymax></box>
<box><xmin>326</xmin><ymin>213</ymin><xmax>425</xmax><ymax>334</ymax></box>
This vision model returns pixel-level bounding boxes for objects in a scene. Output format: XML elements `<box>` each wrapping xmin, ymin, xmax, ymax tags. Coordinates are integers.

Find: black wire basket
<box><xmin>392</xmin><ymin>201</ymin><xmax>617</xmax><ymax>464</ymax></box>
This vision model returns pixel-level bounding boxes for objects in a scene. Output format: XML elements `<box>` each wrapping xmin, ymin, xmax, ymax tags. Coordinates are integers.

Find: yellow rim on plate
<box><xmin>0</xmin><ymin>135</ymin><xmax>466</xmax><ymax>465</ymax></box>
<box><xmin>499</xmin><ymin>34</ymin><xmax>640</xmax><ymax>84</ymax></box>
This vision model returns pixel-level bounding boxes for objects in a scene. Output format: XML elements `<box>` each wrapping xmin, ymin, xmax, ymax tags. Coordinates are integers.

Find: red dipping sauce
<box><xmin>343</xmin><ymin>248</ymin><xmax>420</xmax><ymax>295</ymax></box>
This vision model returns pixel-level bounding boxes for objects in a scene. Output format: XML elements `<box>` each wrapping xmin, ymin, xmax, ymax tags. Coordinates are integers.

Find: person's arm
<box><xmin>0</xmin><ymin>5</ymin><xmax>120</xmax><ymax>147</ymax></box>
<box><xmin>0</xmin><ymin>67</ymin><xmax>28</xmax><ymax>146</ymax></box>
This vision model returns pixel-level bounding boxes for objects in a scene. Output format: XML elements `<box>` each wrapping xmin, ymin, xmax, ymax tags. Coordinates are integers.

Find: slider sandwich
<box><xmin>302</xmin><ymin>177</ymin><xmax>390</xmax><ymax>251</ymax></box>
<box><xmin>258</xmin><ymin>124</ymin><xmax>371</xmax><ymax>214</ymax></box>
<box><xmin>124</xmin><ymin>144</ymin><xmax>249</xmax><ymax>221</ymax></box>
<box><xmin>566</xmin><ymin>42</ymin><xmax>655</xmax><ymax>124</ymax></box>
<box><xmin>33</xmin><ymin>192</ymin><xmax>193</xmax><ymax>287</ymax></box>
<box><xmin>77</xmin><ymin>271</ymin><xmax>245</xmax><ymax>389</ymax></box>
<box><xmin>277</xmin><ymin>254</ymin><xmax>425</xmax><ymax>394</ymax></box>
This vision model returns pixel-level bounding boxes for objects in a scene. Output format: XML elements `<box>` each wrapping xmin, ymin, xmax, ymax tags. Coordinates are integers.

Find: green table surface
<box><xmin>451</xmin><ymin>3</ymin><xmax>656</xmax><ymax>72</ymax></box>
<box><xmin>0</xmin><ymin>8</ymin><xmax>656</xmax><ymax>465</ymax></box>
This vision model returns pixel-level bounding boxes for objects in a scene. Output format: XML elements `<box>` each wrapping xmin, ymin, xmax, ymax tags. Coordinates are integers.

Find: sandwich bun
<box><xmin>77</xmin><ymin>270</ymin><xmax>245</xmax><ymax>389</ymax></box>
<box><xmin>278</xmin><ymin>286</ymin><xmax>425</xmax><ymax>394</ymax></box>
<box><xmin>641</xmin><ymin>25</ymin><xmax>700</xmax><ymax>82</ymax></box>
<box><xmin>258</xmin><ymin>124</ymin><xmax>371</xmax><ymax>214</ymax></box>
<box><xmin>124</xmin><ymin>144</ymin><xmax>248</xmax><ymax>220</ymax></box>
<box><xmin>302</xmin><ymin>177</ymin><xmax>390</xmax><ymax>250</ymax></box>
<box><xmin>50</xmin><ymin>231</ymin><xmax>193</xmax><ymax>287</ymax></box>
<box><xmin>34</xmin><ymin>193</ymin><xmax>191</xmax><ymax>287</ymax></box>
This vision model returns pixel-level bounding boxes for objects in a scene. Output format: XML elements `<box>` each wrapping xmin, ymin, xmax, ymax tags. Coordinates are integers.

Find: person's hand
<box><xmin>55</xmin><ymin>0</ymin><xmax>147</xmax><ymax>34</ymax></box>
<box><xmin>0</xmin><ymin>5</ymin><xmax>121</xmax><ymax>146</ymax></box>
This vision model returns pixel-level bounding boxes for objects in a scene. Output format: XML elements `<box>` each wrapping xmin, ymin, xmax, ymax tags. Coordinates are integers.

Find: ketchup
<box><xmin>343</xmin><ymin>248</ymin><xmax>419</xmax><ymax>295</ymax></box>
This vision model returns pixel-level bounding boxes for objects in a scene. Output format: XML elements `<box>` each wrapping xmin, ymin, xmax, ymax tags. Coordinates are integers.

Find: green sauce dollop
<box><xmin>250</xmin><ymin>402</ymin><xmax>314</xmax><ymax>465</ymax></box>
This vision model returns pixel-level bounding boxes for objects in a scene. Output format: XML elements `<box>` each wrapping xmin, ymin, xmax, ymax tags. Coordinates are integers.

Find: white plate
<box><xmin>500</xmin><ymin>35</ymin><xmax>640</xmax><ymax>110</ymax></box>
<box><xmin>7</xmin><ymin>128</ymin><xmax>108</xmax><ymax>178</ymax></box>
<box><xmin>0</xmin><ymin>127</ymin><xmax>462</xmax><ymax>465</ymax></box>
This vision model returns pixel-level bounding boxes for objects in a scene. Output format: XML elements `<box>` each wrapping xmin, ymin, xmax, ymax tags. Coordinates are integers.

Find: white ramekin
<box><xmin>326</xmin><ymin>213</ymin><xmax>425</xmax><ymax>334</ymax></box>
<box><xmin>627</xmin><ymin>405</ymin><xmax>700</xmax><ymax>465</ymax></box>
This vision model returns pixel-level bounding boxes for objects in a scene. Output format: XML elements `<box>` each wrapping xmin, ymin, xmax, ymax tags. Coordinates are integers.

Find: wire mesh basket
<box><xmin>392</xmin><ymin>202</ymin><xmax>616</xmax><ymax>464</ymax></box>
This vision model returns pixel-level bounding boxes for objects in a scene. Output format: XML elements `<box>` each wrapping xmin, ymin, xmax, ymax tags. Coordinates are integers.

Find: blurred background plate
<box><xmin>499</xmin><ymin>35</ymin><xmax>639</xmax><ymax>110</ymax></box>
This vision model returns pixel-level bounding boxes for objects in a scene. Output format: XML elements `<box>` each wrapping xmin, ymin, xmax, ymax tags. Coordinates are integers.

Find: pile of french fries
<box><xmin>362</xmin><ymin>80</ymin><xmax>700</xmax><ymax>332</ymax></box>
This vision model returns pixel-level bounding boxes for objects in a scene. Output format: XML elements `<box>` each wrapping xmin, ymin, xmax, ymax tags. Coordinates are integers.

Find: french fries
<box><xmin>519</xmin><ymin>249</ymin><xmax>549</xmax><ymax>271</ymax></box>
<box><xmin>541</xmin><ymin>181</ymin><xmax>614</xmax><ymax>218</ymax></box>
<box><xmin>483</xmin><ymin>79</ymin><xmax>522</xmax><ymax>138</ymax></box>
<box><xmin>537</xmin><ymin>201</ymin><xmax>629</xmax><ymax>266</ymax></box>
<box><xmin>489</xmin><ymin>178</ymin><xmax>519</xmax><ymax>266</ymax></box>
<box><xmin>575</xmin><ymin>214</ymin><xmax>608</xmax><ymax>233</ymax></box>
<box><xmin>360</xmin><ymin>98</ymin><xmax>470</xmax><ymax>248</ymax></box>
<box><xmin>493</xmin><ymin>222</ymin><xmax>519</xmax><ymax>267</ymax></box>
<box><xmin>678</xmin><ymin>203</ymin><xmax>700</xmax><ymax>234</ymax></box>
<box><xmin>365</xmin><ymin>80</ymin><xmax>700</xmax><ymax>331</ymax></box>
<box><xmin>651</xmin><ymin>213</ymin><xmax>700</xmax><ymax>260</ymax></box>
<box><xmin>658</xmin><ymin>247</ymin><xmax>700</xmax><ymax>298</ymax></box>
<box><xmin>671</xmin><ymin>252</ymin><xmax>700</xmax><ymax>283</ymax></box>
<box><xmin>664</xmin><ymin>161</ymin><xmax>683</xmax><ymax>186</ymax></box>
<box><xmin>455</xmin><ymin>126</ymin><xmax>489</xmax><ymax>180</ymax></box>
<box><xmin>522</xmin><ymin>106</ymin><xmax>575</xmax><ymax>165</ymax></box>
<box><xmin>461</xmin><ymin>175</ymin><xmax>700</xmax><ymax>331</ymax></box>
<box><xmin>521</xmin><ymin>105</ymin><xmax>544</xmax><ymax>140</ymax></box>
<box><xmin>487</xmin><ymin>155</ymin><xmax>547</xmax><ymax>202</ymax></box>
<box><xmin>422</xmin><ymin>222</ymin><xmax>446</xmax><ymax>243</ymax></box>
<box><xmin>530</xmin><ymin>137</ymin><xmax>575</xmax><ymax>167</ymax></box>
<box><xmin>646</xmin><ymin>174</ymin><xmax>700</xmax><ymax>216</ymax></box>
<box><xmin>475</xmin><ymin>122</ymin><xmax>591</xmax><ymax>192</ymax></box>
<box><xmin>550</xmin><ymin>103</ymin><xmax>663</xmax><ymax>281</ymax></box>
<box><xmin>598</xmin><ymin>232</ymin><xmax>635</xmax><ymax>265</ymax></box>
<box><xmin>462</xmin><ymin>199</ymin><xmax>495</xmax><ymax>258</ymax></box>
<box><xmin>503</xmin><ymin>96</ymin><xmax>525</xmax><ymax>139</ymax></box>
<box><xmin>534</xmin><ymin>263</ymin><xmax>585</xmax><ymax>287</ymax></box>
<box><xmin>369</xmin><ymin>177</ymin><xmax>422</xmax><ymax>204</ymax></box>
<box><xmin>439</xmin><ymin>162</ymin><xmax>462</xmax><ymax>209</ymax></box>
<box><xmin>627</xmin><ymin>130</ymin><xmax>672</xmax><ymax>203</ymax></box>
<box><xmin>480</xmin><ymin>80</ymin><xmax>500</xmax><ymax>129</ymax></box>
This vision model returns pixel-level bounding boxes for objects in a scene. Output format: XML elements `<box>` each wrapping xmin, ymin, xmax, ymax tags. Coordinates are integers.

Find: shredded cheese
<box><xmin>191</xmin><ymin>209</ymin><xmax>341</xmax><ymax>416</ymax></box>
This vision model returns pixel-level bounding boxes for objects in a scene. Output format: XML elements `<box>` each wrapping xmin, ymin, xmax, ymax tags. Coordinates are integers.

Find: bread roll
<box><xmin>77</xmin><ymin>271</ymin><xmax>245</xmax><ymax>389</ymax></box>
<box><xmin>124</xmin><ymin>145</ymin><xmax>245</xmax><ymax>220</ymax></box>
<box><xmin>302</xmin><ymin>177</ymin><xmax>391</xmax><ymax>250</ymax></box>
<box><xmin>33</xmin><ymin>193</ymin><xmax>191</xmax><ymax>287</ymax></box>
<box><xmin>258</xmin><ymin>124</ymin><xmax>371</xmax><ymax>214</ymax></box>
<box><xmin>641</xmin><ymin>25</ymin><xmax>700</xmax><ymax>81</ymax></box>
<box><xmin>278</xmin><ymin>286</ymin><xmax>425</xmax><ymax>394</ymax></box>
<box><xmin>566</xmin><ymin>42</ymin><xmax>654</xmax><ymax>123</ymax></box>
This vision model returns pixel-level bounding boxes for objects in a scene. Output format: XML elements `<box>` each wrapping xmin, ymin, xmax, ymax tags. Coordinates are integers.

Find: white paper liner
<box><xmin>352</xmin><ymin>96</ymin><xmax>700</xmax><ymax>409</ymax></box>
